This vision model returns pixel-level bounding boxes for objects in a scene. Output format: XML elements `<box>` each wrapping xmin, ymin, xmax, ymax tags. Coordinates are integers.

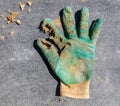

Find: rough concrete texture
<box><xmin>0</xmin><ymin>0</ymin><xmax>120</xmax><ymax>106</ymax></box>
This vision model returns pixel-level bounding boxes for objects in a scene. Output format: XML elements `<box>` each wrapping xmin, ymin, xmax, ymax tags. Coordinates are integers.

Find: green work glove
<box><xmin>37</xmin><ymin>6</ymin><xmax>103</xmax><ymax>99</ymax></box>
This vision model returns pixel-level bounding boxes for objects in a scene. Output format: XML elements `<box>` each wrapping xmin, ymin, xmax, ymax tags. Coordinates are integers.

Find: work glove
<box><xmin>37</xmin><ymin>6</ymin><xmax>103</xmax><ymax>99</ymax></box>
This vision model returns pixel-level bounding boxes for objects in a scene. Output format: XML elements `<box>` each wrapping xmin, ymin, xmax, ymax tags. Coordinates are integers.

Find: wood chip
<box><xmin>7</xmin><ymin>11</ymin><xmax>19</xmax><ymax>24</ymax></box>
<box><xmin>19</xmin><ymin>3</ymin><xmax>25</xmax><ymax>11</ymax></box>
<box><xmin>15</xmin><ymin>19</ymin><xmax>21</xmax><ymax>25</ymax></box>
<box><xmin>26</xmin><ymin>1</ymin><xmax>32</xmax><ymax>6</ymax></box>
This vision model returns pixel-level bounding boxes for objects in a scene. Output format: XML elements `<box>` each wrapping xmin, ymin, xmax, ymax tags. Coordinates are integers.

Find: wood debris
<box><xmin>19</xmin><ymin>3</ymin><xmax>25</xmax><ymax>11</ymax></box>
<box><xmin>15</xmin><ymin>19</ymin><xmax>21</xmax><ymax>25</ymax></box>
<box><xmin>7</xmin><ymin>11</ymin><xmax>19</xmax><ymax>24</ymax></box>
<box><xmin>26</xmin><ymin>1</ymin><xmax>32</xmax><ymax>6</ymax></box>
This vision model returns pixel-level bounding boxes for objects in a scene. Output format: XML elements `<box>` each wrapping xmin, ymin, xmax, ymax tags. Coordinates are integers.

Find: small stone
<box><xmin>26</xmin><ymin>1</ymin><xmax>32</xmax><ymax>6</ymax></box>
<box><xmin>15</xmin><ymin>19</ymin><xmax>21</xmax><ymax>25</ymax></box>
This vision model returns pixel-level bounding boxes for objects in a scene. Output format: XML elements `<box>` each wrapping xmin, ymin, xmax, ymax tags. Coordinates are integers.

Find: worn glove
<box><xmin>37</xmin><ymin>6</ymin><xmax>103</xmax><ymax>99</ymax></box>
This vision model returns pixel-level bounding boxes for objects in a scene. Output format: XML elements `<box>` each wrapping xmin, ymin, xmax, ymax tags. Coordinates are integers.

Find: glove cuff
<box><xmin>60</xmin><ymin>80</ymin><xmax>90</xmax><ymax>99</ymax></box>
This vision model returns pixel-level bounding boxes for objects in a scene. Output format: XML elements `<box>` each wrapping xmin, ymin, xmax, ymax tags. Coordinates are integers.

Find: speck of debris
<box><xmin>2</xmin><ymin>25</ymin><xmax>5</xmax><ymax>28</ymax></box>
<box><xmin>26</xmin><ymin>1</ymin><xmax>32</xmax><ymax>6</ymax></box>
<box><xmin>58</xmin><ymin>98</ymin><xmax>61</xmax><ymax>102</ymax></box>
<box><xmin>11</xmin><ymin>28</ymin><xmax>16</xmax><ymax>36</ymax></box>
<box><xmin>15</xmin><ymin>19</ymin><xmax>21</xmax><ymax>25</ymax></box>
<box><xmin>81</xmin><ymin>0</ymin><xmax>88</xmax><ymax>3</ymax></box>
<box><xmin>27</xmin><ymin>8</ymin><xmax>31</xmax><ymax>13</ymax></box>
<box><xmin>96</xmin><ymin>77</ymin><xmax>101</xmax><ymax>82</ymax></box>
<box><xmin>19</xmin><ymin>3</ymin><xmax>25</xmax><ymax>11</ymax></box>
<box><xmin>7</xmin><ymin>11</ymin><xmax>19</xmax><ymax>24</ymax></box>
<box><xmin>0</xmin><ymin>14</ymin><xmax>4</xmax><ymax>19</ymax></box>
<box><xmin>0</xmin><ymin>34</ymin><xmax>6</xmax><ymax>41</ymax></box>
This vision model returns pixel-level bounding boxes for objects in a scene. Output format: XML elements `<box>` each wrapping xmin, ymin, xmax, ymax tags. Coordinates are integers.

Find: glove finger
<box><xmin>37</xmin><ymin>38</ymin><xmax>59</xmax><ymax>70</ymax></box>
<box><xmin>42</xmin><ymin>18</ymin><xmax>66</xmax><ymax>49</ymax></box>
<box><xmin>90</xmin><ymin>18</ymin><xmax>103</xmax><ymax>45</ymax></box>
<box><xmin>62</xmin><ymin>6</ymin><xmax>77</xmax><ymax>39</ymax></box>
<box><xmin>79</xmin><ymin>7</ymin><xmax>90</xmax><ymax>39</ymax></box>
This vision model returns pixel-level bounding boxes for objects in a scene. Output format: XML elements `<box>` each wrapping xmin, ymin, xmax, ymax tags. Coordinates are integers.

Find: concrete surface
<box><xmin>0</xmin><ymin>0</ymin><xmax>120</xmax><ymax>106</ymax></box>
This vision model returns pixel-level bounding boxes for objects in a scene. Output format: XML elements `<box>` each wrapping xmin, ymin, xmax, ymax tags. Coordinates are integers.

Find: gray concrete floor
<box><xmin>0</xmin><ymin>0</ymin><xmax>120</xmax><ymax>106</ymax></box>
